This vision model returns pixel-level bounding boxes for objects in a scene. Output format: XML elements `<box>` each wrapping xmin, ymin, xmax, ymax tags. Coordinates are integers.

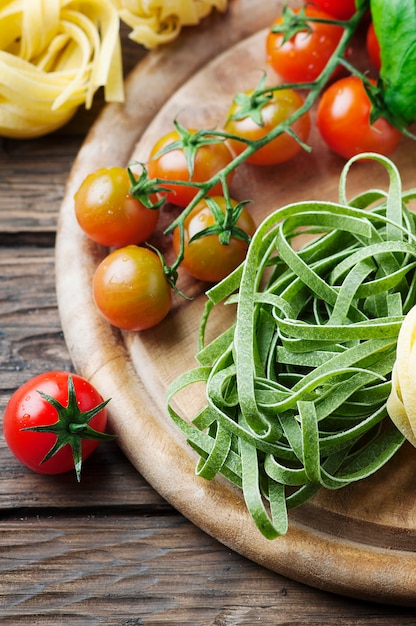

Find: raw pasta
<box><xmin>387</xmin><ymin>304</ymin><xmax>416</xmax><ymax>448</ymax></box>
<box><xmin>0</xmin><ymin>0</ymin><xmax>123</xmax><ymax>138</ymax></box>
<box><xmin>114</xmin><ymin>0</ymin><xmax>228</xmax><ymax>48</ymax></box>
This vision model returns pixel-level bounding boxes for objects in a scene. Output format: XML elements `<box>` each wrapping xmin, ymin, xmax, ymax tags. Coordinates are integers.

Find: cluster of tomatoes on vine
<box><xmin>267</xmin><ymin>0</ymin><xmax>401</xmax><ymax>158</ymax></box>
<box><xmin>74</xmin><ymin>0</ymin><xmax>402</xmax><ymax>334</ymax></box>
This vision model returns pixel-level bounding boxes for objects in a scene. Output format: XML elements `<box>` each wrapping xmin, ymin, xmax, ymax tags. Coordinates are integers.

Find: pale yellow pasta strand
<box><xmin>388</xmin><ymin>367</ymin><xmax>416</xmax><ymax>447</ymax></box>
<box><xmin>0</xmin><ymin>54</ymin><xmax>87</xmax><ymax>101</ymax></box>
<box><xmin>20</xmin><ymin>0</ymin><xmax>60</xmax><ymax>60</ymax></box>
<box><xmin>0</xmin><ymin>1</ymin><xmax>25</xmax><ymax>52</ymax></box>
<box><xmin>35</xmin><ymin>32</ymin><xmax>72</xmax><ymax>72</ymax></box>
<box><xmin>78</xmin><ymin>0</ymin><xmax>123</xmax><ymax>103</ymax></box>
<box><xmin>56</xmin><ymin>10</ymin><xmax>105</xmax><ymax>109</ymax></box>
<box><xmin>0</xmin><ymin>79</ymin><xmax>78</xmax><ymax>138</ymax></box>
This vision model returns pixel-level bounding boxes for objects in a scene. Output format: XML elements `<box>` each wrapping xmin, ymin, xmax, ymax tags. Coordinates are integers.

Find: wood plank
<box><xmin>1</xmin><ymin>512</ymin><xmax>416</xmax><ymax>625</ymax></box>
<box><xmin>0</xmin><ymin>247</ymin><xmax>66</xmax><ymax>378</ymax></box>
<box><xmin>0</xmin><ymin>134</ymin><xmax>82</xmax><ymax>232</ymax></box>
<box><xmin>0</xmin><ymin>439</ymin><xmax>168</xmax><ymax>512</ymax></box>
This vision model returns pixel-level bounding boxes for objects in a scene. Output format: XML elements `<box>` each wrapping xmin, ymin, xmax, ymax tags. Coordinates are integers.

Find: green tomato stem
<box><xmin>147</xmin><ymin>3</ymin><xmax>370</xmax><ymax>281</ymax></box>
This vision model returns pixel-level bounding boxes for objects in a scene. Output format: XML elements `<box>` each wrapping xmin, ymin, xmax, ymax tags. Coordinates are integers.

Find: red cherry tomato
<box><xmin>3</xmin><ymin>371</ymin><xmax>110</xmax><ymax>479</ymax></box>
<box><xmin>74</xmin><ymin>167</ymin><xmax>159</xmax><ymax>248</ymax></box>
<box><xmin>366</xmin><ymin>21</ymin><xmax>381</xmax><ymax>71</ymax></box>
<box><xmin>173</xmin><ymin>197</ymin><xmax>256</xmax><ymax>283</ymax></box>
<box><xmin>93</xmin><ymin>245</ymin><xmax>172</xmax><ymax>331</ymax></box>
<box><xmin>308</xmin><ymin>0</ymin><xmax>357</xmax><ymax>20</ymax></box>
<box><xmin>224</xmin><ymin>88</ymin><xmax>310</xmax><ymax>166</ymax></box>
<box><xmin>147</xmin><ymin>128</ymin><xmax>235</xmax><ymax>208</ymax></box>
<box><xmin>316</xmin><ymin>76</ymin><xmax>402</xmax><ymax>159</ymax></box>
<box><xmin>266</xmin><ymin>6</ymin><xmax>345</xmax><ymax>83</ymax></box>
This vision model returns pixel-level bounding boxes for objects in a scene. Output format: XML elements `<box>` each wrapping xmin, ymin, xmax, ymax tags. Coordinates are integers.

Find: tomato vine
<box><xmin>128</xmin><ymin>0</ymin><xmax>395</xmax><ymax>287</ymax></box>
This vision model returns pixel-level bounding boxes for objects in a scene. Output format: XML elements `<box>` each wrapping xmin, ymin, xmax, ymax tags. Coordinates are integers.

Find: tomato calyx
<box><xmin>151</xmin><ymin>120</ymin><xmax>229</xmax><ymax>180</ymax></box>
<box><xmin>366</xmin><ymin>79</ymin><xmax>416</xmax><ymax>140</ymax></box>
<box><xmin>189</xmin><ymin>196</ymin><xmax>252</xmax><ymax>246</ymax></box>
<box><xmin>227</xmin><ymin>74</ymin><xmax>274</xmax><ymax>128</ymax></box>
<box><xmin>365</xmin><ymin>78</ymin><xmax>396</xmax><ymax>126</ymax></box>
<box><xmin>272</xmin><ymin>5</ymin><xmax>313</xmax><ymax>42</ymax></box>
<box><xmin>21</xmin><ymin>375</ymin><xmax>113</xmax><ymax>481</ymax></box>
<box><xmin>171</xmin><ymin>196</ymin><xmax>256</xmax><ymax>283</ymax></box>
<box><xmin>142</xmin><ymin>242</ymin><xmax>190</xmax><ymax>300</ymax></box>
<box><xmin>127</xmin><ymin>165</ymin><xmax>167</xmax><ymax>210</ymax></box>
<box><xmin>272</xmin><ymin>4</ymin><xmax>346</xmax><ymax>43</ymax></box>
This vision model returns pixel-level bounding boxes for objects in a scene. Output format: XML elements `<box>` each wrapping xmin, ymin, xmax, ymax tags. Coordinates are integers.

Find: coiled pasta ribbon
<box><xmin>0</xmin><ymin>0</ymin><xmax>122</xmax><ymax>138</ymax></box>
<box><xmin>387</xmin><ymin>306</ymin><xmax>416</xmax><ymax>448</ymax></box>
<box><xmin>115</xmin><ymin>0</ymin><xmax>228</xmax><ymax>48</ymax></box>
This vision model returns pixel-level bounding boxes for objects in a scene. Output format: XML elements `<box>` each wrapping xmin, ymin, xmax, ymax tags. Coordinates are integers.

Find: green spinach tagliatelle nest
<box><xmin>167</xmin><ymin>153</ymin><xmax>416</xmax><ymax>539</ymax></box>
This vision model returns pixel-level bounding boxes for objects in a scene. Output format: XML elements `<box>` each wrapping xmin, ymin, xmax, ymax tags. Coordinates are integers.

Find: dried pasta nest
<box><xmin>0</xmin><ymin>0</ymin><xmax>124</xmax><ymax>138</ymax></box>
<box><xmin>0</xmin><ymin>0</ymin><xmax>228</xmax><ymax>138</ymax></box>
<box><xmin>116</xmin><ymin>0</ymin><xmax>228</xmax><ymax>48</ymax></box>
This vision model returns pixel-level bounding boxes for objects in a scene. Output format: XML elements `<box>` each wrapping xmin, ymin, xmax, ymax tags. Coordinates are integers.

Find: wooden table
<box><xmin>1</xmin><ymin>20</ymin><xmax>416</xmax><ymax>626</ymax></box>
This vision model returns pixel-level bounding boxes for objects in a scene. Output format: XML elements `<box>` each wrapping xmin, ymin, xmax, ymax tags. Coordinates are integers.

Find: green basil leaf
<box><xmin>371</xmin><ymin>0</ymin><xmax>416</xmax><ymax>125</ymax></box>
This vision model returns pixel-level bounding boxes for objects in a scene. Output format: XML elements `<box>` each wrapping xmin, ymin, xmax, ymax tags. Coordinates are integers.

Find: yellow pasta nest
<box><xmin>115</xmin><ymin>0</ymin><xmax>228</xmax><ymax>48</ymax></box>
<box><xmin>387</xmin><ymin>305</ymin><xmax>416</xmax><ymax>448</ymax></box>
<box><xmin>0</xmin><ymin>0</ymin><xmax>123</xmax><ymax>138</ymax></box>
<box><xmin>0</xmin><ymin>0</ymin><xmax>228</xmax><ymax>138</ymax></box>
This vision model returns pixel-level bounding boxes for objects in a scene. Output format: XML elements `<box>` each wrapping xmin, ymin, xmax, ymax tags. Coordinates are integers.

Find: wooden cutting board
<box><xmin>55</xmin><ymin>0</ymin><xmax>416</xmax><ymax>606</ymax></box>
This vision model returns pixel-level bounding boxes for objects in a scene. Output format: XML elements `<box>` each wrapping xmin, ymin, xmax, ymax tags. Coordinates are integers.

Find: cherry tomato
<box><xmin>3</xmin><ymin>371</ymin><xmax>110</xmax><ymax>479</ymax></box>
<box><xmin>172</xmin><ymin>197</ymin><xmax>256</xmax><ymax>283</ymax></box>
<box><xmin>225</xmin><ymin>88</ymin><xmax>310</xmax><ymax>166</ymax></box>
<box><xmin>147</xmin><ymin>128</ymin><xmax>235</xmax><ymax>207</ymax></box>
<box><xmin>266</xmin><ymin>7</ymin><xmax>345</xmax><ymax>83</ymax></box>
<box><xmin>93</xmin><ymin>245</ymin><xmax>171</xmax><ymax>331</ymax></box>
<box><xmin>366</xmin><ymin>21</ymin><xmax>381</xmax><ymax>71</ymax></box>
<box><xmin>309</xmin><ymin>0</ymin><xmax>357</xmax><ymax>20</ymax></box>
<box><xmin>316</xmin><ymin>76</ymin><xmax>402</xmax><ymax>159</ymax></box>
<box><xmin>74</xmin><ymin>167</ymin><xmax>159</xmax><ymax>248</ymax></box>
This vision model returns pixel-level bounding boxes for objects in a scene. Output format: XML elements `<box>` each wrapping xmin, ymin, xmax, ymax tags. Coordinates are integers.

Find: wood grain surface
<box><xmin>2</xmin><ymin>1</ymin><xmax>416</xmax><ymax>623</ymax></box>
<box><xmin>55</xmin><ymin>0</ymin><xmax>416</xmax><ymax>608</ymax></box>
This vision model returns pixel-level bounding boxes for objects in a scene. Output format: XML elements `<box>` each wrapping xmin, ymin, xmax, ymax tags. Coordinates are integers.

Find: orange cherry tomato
<box><xmin>147</xmin><ymin>128</ymin><xmax>235</xmax><ymax>208</ymax></box>
<box><xmin>74</xmin><ymin>167</ymin><xmax>159</xmax><ymax>248</ymax></box>
<box><xmin>173</xmin><ymin>197</ymin><xmax>256</xmax><ymax>283</ymax></box>
<box><xmin>225</xmin><ymin>88</ymin><xmax>310</xmax><ymax>166</ymax></box>
<box><xmin>93</xmin><ymin>245</ymin><xmax>171</xmax><ymax>331</ymax></box>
